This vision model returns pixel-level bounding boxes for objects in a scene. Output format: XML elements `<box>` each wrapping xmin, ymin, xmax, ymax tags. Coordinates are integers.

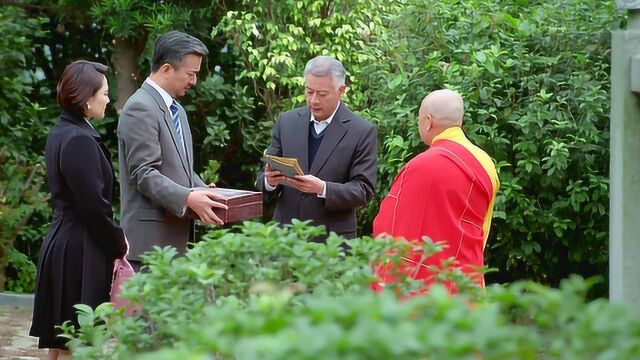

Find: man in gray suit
<box><xmin>118</xmin><ymin>31</ymin><xmax>226</xmax><ymax>266</ymax></box>
<box><xmin>257</xmin><ymin>56</ymin><xmax>377</xmax><ymax>240</ymax></box>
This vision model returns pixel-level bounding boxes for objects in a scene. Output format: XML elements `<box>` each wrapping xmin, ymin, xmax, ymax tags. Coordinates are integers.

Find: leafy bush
<box><xmin>61</xmin><ymin>221</ymin><xmax>433</xmax><ymax>356</ymax></box>
<box><xmin>354</xmin><ymin>0</ymin><xmax>623</xmax><ymax>293</ymax></box>
<box><xmin>0</xmin><ymin>6</ymin><xmax>55</xmax><ymax>291</ymax></box>
<box><xmin>138</xmin><ymin>278</ymin><xmax>640</xmax><ymax>359</ymax></box>
<box><xmin>61</xmin><ymin>223</ymin><xmax>640</xmax><ymax>359</ymax></box>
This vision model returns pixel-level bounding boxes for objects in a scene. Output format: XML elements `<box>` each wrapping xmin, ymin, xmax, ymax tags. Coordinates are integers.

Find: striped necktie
<box><xmin>169</xmin><ymin>100</ymin><xmax>187</xmax><ymax>155</ymax></box>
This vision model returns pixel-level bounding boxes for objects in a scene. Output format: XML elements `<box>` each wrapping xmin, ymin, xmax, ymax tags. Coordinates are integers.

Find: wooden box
<box><xmin>202</xmin><ymin>187</ymin><xmax>263</xmax><ymax>223</ymax></box>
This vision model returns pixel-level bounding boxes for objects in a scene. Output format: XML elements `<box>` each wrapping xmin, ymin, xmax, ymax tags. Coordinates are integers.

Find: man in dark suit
<box><xmin>118</xmin><ymin>31</ymin><xmax>226</xmax><ymax>268</ymax></box>
<box><xmin>257</xmin><ymin>56</ymin><xmax>377</xmax><ymax>240</ymax></box>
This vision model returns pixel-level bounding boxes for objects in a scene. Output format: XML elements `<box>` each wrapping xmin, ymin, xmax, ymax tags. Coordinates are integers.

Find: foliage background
<box><xmin>0</xmin><ymin>0</ymin><xmax>624</xmax><ymax>297</ymax></box>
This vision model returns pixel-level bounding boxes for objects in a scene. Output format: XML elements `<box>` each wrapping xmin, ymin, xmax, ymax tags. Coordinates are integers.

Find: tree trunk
<box><xmin>112</xmin><ymin>36</ymin><xmax>146</xmax><ymax>113</ymax></box>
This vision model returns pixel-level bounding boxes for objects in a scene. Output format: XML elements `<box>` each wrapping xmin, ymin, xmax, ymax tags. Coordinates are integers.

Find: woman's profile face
<box><xmin>85</xmin><ymin>76</ymin><xmax>109</xmax><ymax>119</ymax></box>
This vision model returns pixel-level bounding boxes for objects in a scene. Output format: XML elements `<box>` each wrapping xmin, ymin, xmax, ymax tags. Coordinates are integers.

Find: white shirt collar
<box><xmin>146</xmin><ymin>77</ymin><xmax>174</xmax><ymax>111</ymax></box>
<box><xmin>310</xmin><ymin>101</ymin><xmax>341</xmax><ymax>125</ymax></box>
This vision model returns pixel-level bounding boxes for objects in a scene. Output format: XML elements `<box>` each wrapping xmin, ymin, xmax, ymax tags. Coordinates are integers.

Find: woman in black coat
<box><xmin>29</xmin><ymin>60</ymin><xmax>128</xmax><ymax>359</ymax></box>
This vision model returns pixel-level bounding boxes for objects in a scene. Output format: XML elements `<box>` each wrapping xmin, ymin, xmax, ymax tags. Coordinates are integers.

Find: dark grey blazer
<box><xmin>257</xmin><ymin>103</ymin><xmax>377</xmax><ymax>238</ymax></box>
<box><xmin>118</xmin><ymin>82</ymin><xmax>206</xmax><ymax>260</ymax></box>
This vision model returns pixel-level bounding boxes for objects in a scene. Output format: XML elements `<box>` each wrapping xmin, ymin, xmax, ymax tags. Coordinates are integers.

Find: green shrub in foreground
<box><xmin>62</xmin><ymin>221</ymin><xmax>440</xmax><ymax>355</ymax></box>
<box><xmin>67</xmin><ymin>280</ymin><xmax>640</xmax><ymax>359</ymax></box>
<box><xmin>62</xmin><ymin>223</ymin><xmax>640</xmax><ymax>359</ymax></box>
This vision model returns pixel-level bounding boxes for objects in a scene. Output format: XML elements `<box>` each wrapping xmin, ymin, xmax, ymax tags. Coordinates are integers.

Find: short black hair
<box><xmin>57</xmin><ymin>60</ymin><xmax>108</xmax><ymax>116</ymax></box>
<box><xmin>151</xmin><ymin>31</ymin><xmax>209</xmax><ymax>72</ymax></box>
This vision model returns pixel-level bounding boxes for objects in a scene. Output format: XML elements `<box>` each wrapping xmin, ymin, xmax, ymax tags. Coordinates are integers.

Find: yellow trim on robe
<box><xmin>431</xmin><ymin>127</ymin><xmax>500</xmax><ymax>248</ymax></box>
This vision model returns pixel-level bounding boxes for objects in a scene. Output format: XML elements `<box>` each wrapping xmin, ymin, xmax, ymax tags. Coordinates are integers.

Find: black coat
<box><xmin>29</xmin><ymin>110</ymin><xmax>127</xmax><ymax>349</ymax></box>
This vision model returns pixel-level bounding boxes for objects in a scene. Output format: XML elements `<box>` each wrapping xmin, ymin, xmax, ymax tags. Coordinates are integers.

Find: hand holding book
<box><xmin>263</xmin><ymin>155</ymin><xmax>326</xmax><ymax>195</ymax></box>
<box><xmin>265</xmin><ymin>155</ymin><xmax>304</xmax><ymax>177</ymax></box>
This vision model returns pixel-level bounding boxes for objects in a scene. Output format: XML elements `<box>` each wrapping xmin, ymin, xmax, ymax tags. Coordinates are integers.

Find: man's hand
<box><xmin>265</xmin><ymin>163</ymin><xmax>286</xmax><ymax>187</ymax></box>
<box><xmin>287</xmin><ymin>174</ymin><xmax>326</xmax><ymax>195</ymax></box>
<box><xmin>186</xmin><ymin>190</ymin><xmax>228</xmax><ymax>225</ymax></box>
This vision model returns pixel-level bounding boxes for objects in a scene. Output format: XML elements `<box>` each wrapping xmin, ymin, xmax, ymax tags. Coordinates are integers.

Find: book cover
<box><xmin>265</xmin><ymin>155</ymin><xmax>304</xmax><ymax>177</ymax></box>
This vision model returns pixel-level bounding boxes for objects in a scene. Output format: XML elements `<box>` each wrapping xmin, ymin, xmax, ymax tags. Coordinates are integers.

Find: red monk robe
<box><xmin>372</xmin><ymin>127</ymin><xmax>499</xmax><ymax>292</ymax></box>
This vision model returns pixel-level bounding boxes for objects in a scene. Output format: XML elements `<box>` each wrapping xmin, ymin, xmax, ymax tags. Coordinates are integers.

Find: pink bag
<box><xmin>110</xmin><ymin>257</ymin><xmax>139</xmax><ymax>316</ymax></box>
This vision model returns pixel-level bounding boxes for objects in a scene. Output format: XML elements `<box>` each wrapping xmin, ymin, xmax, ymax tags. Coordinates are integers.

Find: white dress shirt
<box><xmin>146</xmin><ymin>78</ymin><xmax>173</xmax><ymax>112</ymax></box>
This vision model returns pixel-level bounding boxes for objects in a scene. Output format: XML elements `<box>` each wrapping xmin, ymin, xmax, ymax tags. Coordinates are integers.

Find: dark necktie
<box><xmin>170</xmin><ymin>100</ymin><xmax>187</xmax><ymax>155</ymax></box>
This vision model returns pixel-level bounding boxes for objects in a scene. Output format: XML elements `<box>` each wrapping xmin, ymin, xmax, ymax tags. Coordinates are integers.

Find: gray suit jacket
<box><xmin>257</xmin><ymin>103</ymin><xmax>377</xmax><ymax>238</ymax></box>
<box><xmin>118</xmin><ymin>82</ymin><xmax>205</xmax><ymax>259</ymax></box>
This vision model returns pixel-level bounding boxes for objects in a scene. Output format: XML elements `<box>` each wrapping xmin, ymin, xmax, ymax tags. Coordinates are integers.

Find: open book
<box><xmin>265</xmin><ymin>155</ymin><xmax>304</xmax><ymax>177</ymax></box>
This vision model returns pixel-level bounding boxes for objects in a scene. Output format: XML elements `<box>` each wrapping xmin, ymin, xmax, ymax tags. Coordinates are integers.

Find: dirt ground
<box><xmin>0</xmin><ymin>306</ymin><xmax>47</xmax><ymax>360</ymax></box>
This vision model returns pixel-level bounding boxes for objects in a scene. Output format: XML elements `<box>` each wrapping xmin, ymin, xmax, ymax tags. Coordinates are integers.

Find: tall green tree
<box><xmin>0</xmin><ymin>6</ymin><xmax>53</xmax><ymax>291</ymax></box>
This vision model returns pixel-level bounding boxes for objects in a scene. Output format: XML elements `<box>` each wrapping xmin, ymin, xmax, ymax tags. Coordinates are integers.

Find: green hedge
<box><xmin>62</xmin><ymin>223</ymin><xmax>640</xmax><ymax>359</ymax></box>
<box><xmin>354</xmin><ymin>0</ymin><xmax>623</xmax><ymax>292</ymax></box>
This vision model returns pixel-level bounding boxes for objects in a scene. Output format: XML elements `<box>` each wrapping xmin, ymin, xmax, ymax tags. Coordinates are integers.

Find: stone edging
<box><xmin>618</xmin><ymin>0</ymin><xmax>640</xmax><ymax>10</ymax></box>
<box><xmin>0</xmin><ymin>292</ymin><xmax>34</xmax><ymax>308</ymax></box>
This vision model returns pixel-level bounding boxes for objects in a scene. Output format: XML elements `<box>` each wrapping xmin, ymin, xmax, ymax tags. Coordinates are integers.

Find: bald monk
<box><xmin>372</xmin><ymin>89</ymin><xmax>499</xmax><ymax>292</ymax></box>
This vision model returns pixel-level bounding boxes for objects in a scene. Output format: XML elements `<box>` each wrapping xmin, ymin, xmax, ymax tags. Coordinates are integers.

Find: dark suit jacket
<box><xmin>257</xmin><ymin>103</ymin><xmax>377</xmax><ymax>238</ymax></box>
<box><xmin>31</xmin><ymin>110</ymin><xmax>127</xmax><ymax>348</ymax></box>
<box><xmin>118</xmin><ymin>82</ymin><xmax>206</xmax><ymax>260</ymax></box>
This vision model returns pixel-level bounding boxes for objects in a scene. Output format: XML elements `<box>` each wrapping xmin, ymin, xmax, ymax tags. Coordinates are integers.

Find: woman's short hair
<box><xmin>57</xmin><ymin>60</ymin><xmax>108</xmax><ymax>116</ymax></box>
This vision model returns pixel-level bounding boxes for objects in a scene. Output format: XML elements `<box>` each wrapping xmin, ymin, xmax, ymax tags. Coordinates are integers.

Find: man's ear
<box><xmin>425</xmin><ymin>113</ymin><xmax>433</xmax><ymax>130</ymax></box>
<box><xmin>337</xmin><ymin>84</ymin><xmax>347</xmax><ymax>98</ymax></box>
<box><xmin>159</xmin><ymin>63</ymin><xmax>173</xmax><ymax>76</ymax></box>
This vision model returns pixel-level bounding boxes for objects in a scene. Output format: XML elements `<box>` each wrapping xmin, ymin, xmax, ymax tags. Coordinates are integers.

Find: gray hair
<box><xmin>151</xmin><ymin>31</ymin><xmax>209</xmax><ymax>72</ymax></box>
<box><xmin>304</xmin><ymin>56</ymin><xmax>346</xmax><ymax>89</ymax></box>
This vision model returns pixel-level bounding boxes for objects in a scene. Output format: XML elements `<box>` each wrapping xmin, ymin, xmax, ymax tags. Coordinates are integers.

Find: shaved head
<box><xmin>420</xmin><ymin>89</ymin><xmax>464</xmax><ymax>126</ymax></box>
<box><xmin>418</xmin><ymin>89</ymin><xmax>465</xmax><ymax>145</ymax></box>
